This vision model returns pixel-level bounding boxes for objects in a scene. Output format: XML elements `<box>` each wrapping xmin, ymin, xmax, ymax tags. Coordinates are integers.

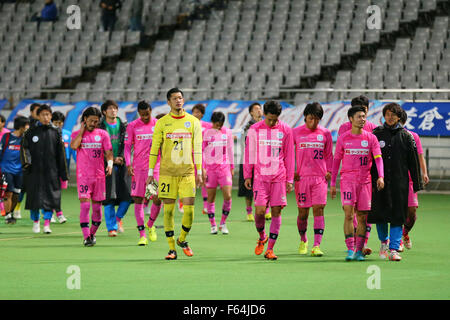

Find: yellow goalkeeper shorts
<box><xmin>158</xmin><ymin>175</ymin><xmax>196</xmax><ymax>200</ymax></box>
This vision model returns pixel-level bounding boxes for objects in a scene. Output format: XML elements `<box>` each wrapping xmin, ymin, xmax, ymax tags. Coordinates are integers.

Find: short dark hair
<box><xmin>248</xmin><ymin>102</ymin><xmax>261</xmax><ymax>114</ymax></box>
<box><xmin>263</xmin><ymin>100</ymin><xmax>282</xmax><ymax>116</ymax></box>
<box><xmin>14</xmin><ymin>116</ymin><xmax>30</xmax><ymax>130</ymax></box>
<box><xmin>30</xmin><ymin>103</ymin><xmax>41</xmax><ymax>112</ymax></box>
<box><xmin>100</xmin><ymin>100</ymin><xmax>119</xmax><ymax>115</ymax></box>
<box><xmin>137</xmin><ymin>100</ymin><xmax>151</xmax><ymax>111</ymax></box>
<box><xmin>166</xmin><ymin>88</ymin><xmax>184</xmax><ymax>101</ymax></box>
<box><xmin>192</xmin><ymin>103</ymin><xmax>206</xmax><ymax>115</ymax></box>
<box><xmin>347</xmin><ymin>105</ymin><xmax>366</xmax><ymax>119</ymax></box>
<box><xmin>211</xmin><ymin>111</ymin><xmax>225</xmax><ymax>124</ymax></box>
<box><xmin>351</xmin><ymin>95</ymin><xmax>369</xmax><ymax>108</ymax></box>
<box><xmin>382</xmin><ymin>103</ymin><xmax>403</xmax><ymax>118</ymax></box>
<box><xmin>82</xmin><ymin>106</ymin><xmax>102</xmax><ymax>122</ymax></box>
<box><xmin>399</xmin><ymin>109</ymin><xmax>408</xmax><ymax>125</ymax></box>
<box><xmin>52</xmin><ymin>111</ymin><xmax>66</xmax><ymax>123</ymax></box>
<box><xmin>37</xmin><ymin>104</ymin><xmax>52</xmax><ymax>115</ymax></box>
<box><xmin>303</xmin><ymin>102</ymin><xmax>323</xmax><ymax>120</ymax></box>
<box><xmin>0</xmin><ymin>114</ymin><xmax>5</xmax><ymax>123</ymax></box>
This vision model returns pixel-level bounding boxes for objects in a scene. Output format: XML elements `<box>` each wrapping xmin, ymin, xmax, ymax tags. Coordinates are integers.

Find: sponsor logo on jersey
<box><xmin>8</xmin><ymin>144</ymin><xmax>21</xmax><ymax>151</ymax></box>
<box><xmin>299</xmin><ymin>142</ymin><xmax>324</xmax><ymax>149</ymax></box>
<box><xmin>137</xmin><ymin>134</ymin><xmax>153</xmax><ymax>140</ymax></box>
<box><xmin>344</xmin><ymin>148</ymin><xmax>370</xmax><ymax>155</ymax></box>
<box><xmin>166</xmin><ymin>132</ymin><xmax>192</xmax><ymax>139</ymax></box>
<box><xmin>208</xmin><ymin>140</ymin><xmax>227</xmax><ymax>147</ymax></box>
<box><xmin>81</xmin><ymin>142</ymin><xmax>102</xmax><ymax>149</ymax></box>
<box><xmin>258</xmin><ymin>140</ymin><xmax>283</xmax><ymax>147</ymax></box>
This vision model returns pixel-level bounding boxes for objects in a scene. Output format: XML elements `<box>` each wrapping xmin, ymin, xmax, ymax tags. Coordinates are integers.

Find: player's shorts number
<box><xmin>297</xmin><ymin>192</ymin><xmax>306</xmax><ymax>202</ymax></box>
<box><xmin>343</xmin><ymin>191</ymin><xmax>352</xmax><ymax>200</ymax></box>
<box><xmin>313</xmin><ymin>150</ymin><xmax>323</xmax><ymax>159</ymax></box>
<box><xmin>79</xmin><ymin>185</ymin><xmax>88</xmax><ymax>193</ymax></box>
<box><xmin>161</xmin><ymin>183</ymin><xmax>170</xmax><ymax>193</ymax></box>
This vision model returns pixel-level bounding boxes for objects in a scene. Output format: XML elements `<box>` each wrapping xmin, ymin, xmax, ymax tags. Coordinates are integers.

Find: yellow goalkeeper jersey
<box><xmin>149</xmin><ymin>110</ymin><xmax>202</xmax><ymax>177</ymax></box>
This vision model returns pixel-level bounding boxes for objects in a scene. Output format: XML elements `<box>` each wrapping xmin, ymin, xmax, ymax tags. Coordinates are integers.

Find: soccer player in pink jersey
<box><xmin>192</xmin><ymin>103</ymin><xmax>211</xmax><ymax>215</ymax></box>
<box><xmin>244</xmin><ymin>100</ymin><xmax>295</xmax><ymax>260</ymax></box>
<box><xmin>125</xmin><ymin>101</ymin><xmax>162</xmax><ymax>246</ymax></box>
<box><xmin>399</xmin><ymin>109</ymin><xmax>429</xmax><ymax>251</ymax></box>
<box><xmin>0</xmin><ymin>114</ymin><xmax>10</xmax><ymax>216</ymax></box>
<box><xmin>70</xmin><ymin>107</ymin><xmax>113</xmax><ymax>247</ymax></box>
<box><xmin>293</xmin><ymin>103</ymin><xmax>333</xmax><ymax>257</ymax></box>
<box><xmin>337</xmin><ymin>95</ymin><xmax>377</xmax><ymax>256</ymax></box>
<box><xmin>331</xmin><ymin>105</ymin><xmax>385</xmax><ymax>261</ymax></box>
<box><xmin>203</xmin><ymin>111</ymin><xmax>234</xmax><ymax>235</ymax></box>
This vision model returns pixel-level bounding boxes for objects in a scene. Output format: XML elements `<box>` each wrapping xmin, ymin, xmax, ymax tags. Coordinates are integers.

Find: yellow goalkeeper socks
<box><xmin>179</xmin><ymin>205</ymin><xmax>194</xmax><ymax>242</ymax></box>
<box><xmin>163</xmin><ymin>203</ymin><xmax>176</xmax><ymax>251</ymax></box>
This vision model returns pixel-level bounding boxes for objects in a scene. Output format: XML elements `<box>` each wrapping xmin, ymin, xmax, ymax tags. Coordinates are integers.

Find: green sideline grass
<box><xmin>0</xmin><ymin>187</ymin><xmax>449</xmax><ymax>300</ymax></box>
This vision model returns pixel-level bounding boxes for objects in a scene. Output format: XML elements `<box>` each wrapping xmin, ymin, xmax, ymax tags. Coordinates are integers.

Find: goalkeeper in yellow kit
<box><xmin>146</xmin><ymin>88</ymin><xmax>203</xmax><ymax>260</ymax></box>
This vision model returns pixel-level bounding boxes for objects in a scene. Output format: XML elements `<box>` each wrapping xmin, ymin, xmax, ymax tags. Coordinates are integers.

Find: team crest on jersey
<box><xmin>63</xmin><ymin>134</ymin><xmax>69</xmax><ymax>141</ymax></box>
<box><xmin>95</xmin><ymin>135</ymin><xmax>101</xmax><ymax>142</ymax></box>
<box><xmin>277</xmin><ymin>132</ymin><xmax>284</xmax><ymax>139</ymax></box>
<box><xmin>222</xmin><ymin>134</ymin><xmax>227</xmax><ymax>139</ymax></box>
<box><xmin>317</xmin><ymin>134</ymin><xmax>324</xmax><ymax>141</ymax></box>
<box><xmin>379</xmin><ymin>140</ymin><xmax>386</xmax><ymax>148</ymax></box>
<box><xmin>361</xmin><ymin>140</ymin><xmax>368</xmax><ymax>147</ymax></box>
<box><xmin>184</xmin><ymin>122</ymin><xmax>191</xmax><ymax>128</ymax></box>
<box><xmin>32</xmin><ymin>136</ymin><xmax>39</xmax><ymax>143</ymax></box>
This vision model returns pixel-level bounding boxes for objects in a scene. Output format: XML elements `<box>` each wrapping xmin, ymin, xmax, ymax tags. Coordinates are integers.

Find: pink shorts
<box><xmin>253</xmin><ymin>179</ymin><xmax>287</xmax><ymax>208</ymax></box>
<box><xmin>408</xmin><ymin>181</ymin><xmax>418</xmax><ymax>207</ymax></box>
<box><xmin>295</xmin><ymin>176</ymin><xmax>327</xmax><ymax>208</ymax></box>
<box><xmin>131</xmin><ymin>169</ymin><xmax>159</xmax><ymax>198</ymax></box>
<box><xmin>205</xmin><ymin>169</ymin><xmax>232</xmax><ymax>189</ymax></box>
<box><xmin>77</xmin><ymin>176</ymin><xmax>106</xmax><ymax>202</ymax></box>
<box><xmin>340</xmin><ymin>179</ymin><xmax>371</xmax><ymax>211</ymax></box>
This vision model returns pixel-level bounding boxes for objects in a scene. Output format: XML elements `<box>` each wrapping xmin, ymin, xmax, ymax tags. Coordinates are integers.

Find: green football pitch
<box><xmin>1</xmin><ymin>187</ymin><xmax>449</xmax><ymax>300</ymax></box>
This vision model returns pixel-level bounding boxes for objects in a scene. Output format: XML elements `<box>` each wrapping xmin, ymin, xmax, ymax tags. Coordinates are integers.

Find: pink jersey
<box><xmin>406</xmin><ymin>129</ymin><xmax>423</xmax><ymax>183</ymax></box>
<box><xmin>293</xmin><ymin>124</ymin><xmax>333</xmax><ymax>177</ymax></box>
<box><xmin>338</xmin><ymin>120</ymin><xmax>378</xmax><ymax>136</ymax></box>
<box><xmin>71</xmin><ymin>128</ymin><xmax>112</xmax><ymax>178</ymax></box>
<box><xmin>124</xmin><ymin>117</ymin><xmax>160</xmax><ymax>172</ymax></box>
<box><xmin>244</xmin><ymin>120</ymin><xmax>295</xmax><ymax>183</ymax></box>
<box><xmin>334</xmin><ymin>130</ymin><xmax>382</xmax><ymax>184</ymax></box>
<box><xmin>0</xmin><ymin>128</ymin><xmax>10</xmax><ymax>141</ymax></box>
<box><xmin>203</xmin><ymin>126</ymin><xmax>234</xmax><ymax>172</ymax></box>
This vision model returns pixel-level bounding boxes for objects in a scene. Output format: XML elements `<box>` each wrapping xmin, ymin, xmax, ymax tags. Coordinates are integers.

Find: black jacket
<box><xmin>98</xmin><ymin>117</ymin><xmax>131</xmax><ymax>205</ymax></box>
<box><xmin>368</xmin><ymin>124</ymin><xmax>423</xmax><ymax>225</ymax></box>
<box><xmin>20</xmin><ymin>124</ymin><xmax>68</xmax><ymax>211</ymax></box>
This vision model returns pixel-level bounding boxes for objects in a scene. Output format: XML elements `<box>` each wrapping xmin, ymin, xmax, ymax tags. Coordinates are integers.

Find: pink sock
<box><xmin>266</xmin><ymin>206</ymin><xmax>270</xmax><ymax>214</ymax></box>
<box><xmin>255</xmin><ymin>213</ymin><xmax>266</xmax><ymax>240</ymax></box>
<box><xmin>44</xmin><ymin>219</ymin><xmax>50</xmax><ymax>227</ymax></box>
<box><xmin>246</xmin><ymin>206</ymin><xmax>252</xmax><ymax>215</ymax></box>
<box><xmin>116</xmin><ymin>216</ymin><xmax>121</xmax><ymax>223</ymax></box>
<box><xmin>356</xmin><ymin>236</ymin><xmax>365</xmax><ymax>252</ymax></box>
<box><xmin>297</xmin><ymin>216</ymin><xmax>308</xmax><ymax>242</ymax></box>
<box><xmin>147</xmin><ymin>203</ymin><xmax>162</xmax><ymax>228</ymax></box>
<box><xmin>313</xmin><ymin>216</ymin><xmax>325</xmax><ymax>247</ymax></box>
<box><xmin>267</xmin><ymin>216</ymin><xmax>281</xmax><ymax>250</ymax></box>
<box><xmin>220</xmin><ymin>200</ymin><xmax>232</xmax><ymax>225</ymax></box>
<box><xmin>365</xmin><ymin>223</ymin><xmax>372</xmax><ymax>246</ymax></box>
<box><xmin>135</xmin><ymin>203</ymin><xmax>146</xmax><ymax>237</ymax></box>
<box><xmin>0</xmin><ymin>202</ymin><xmax>4</xmax><ymax>211</ymax></box>
<box><xmin>207</xmin><ymin>202</ymin><xmax>216</xmax><ymax>227</ymax></box>
<box><xmin>90</xmin><ymin>203</ymin><xmax>102</xmax><ymax>236</ymax></box>
<box><xmin>345</xmin><ymin>236</ymin><xmax>355</xmax><ymax>251</ymax></box>
<box><xmin>56</xmin><ymin>211</ymin><xmax>63</xmax><ymax>217</ymax></box>
<box><xmin>202</xmin><ymin>187</ymin><xmax>208</xmax><ymax>209</ymax></box>
<box><xmin>80</xmin><ymin>202</ymin><xmax>91</xmax><ymax>239</ymax></box>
